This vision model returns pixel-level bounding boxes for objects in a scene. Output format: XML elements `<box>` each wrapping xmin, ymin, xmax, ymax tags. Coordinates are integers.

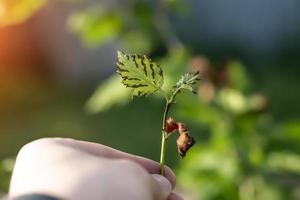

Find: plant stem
<box><xmin>159</xmin><ymin>87</ymin><xmax>182</xmax><ymax>175</ymax></box>
<box><xmin>159</xmin><ymin>131</ymin><xmax>167</xmax><ymax>175</ymax></box>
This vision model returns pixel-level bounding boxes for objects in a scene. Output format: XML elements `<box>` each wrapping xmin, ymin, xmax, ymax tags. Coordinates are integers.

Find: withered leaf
<box><xmin>176</xmin><ymin>123</ymin><xmax>195</xmax><ymax>158</ymax></box>
<box><xmin>163</xmin><ymin>118</ymin><xmax>196</xmax><ymax>158</ymax></box>
<box><xmin>176</xmin><ymin>132</ymin><xmax>195</xmax><ymax>158</ymax></box>
<box><xmin>164</xmin><ymin>117</ymin><xmax>178</xmax><ymax>134</ymax></box>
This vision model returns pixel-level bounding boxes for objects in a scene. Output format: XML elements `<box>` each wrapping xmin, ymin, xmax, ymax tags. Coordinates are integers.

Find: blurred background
<box><xmin>0</xmin><ymin>0</ymin><xmax>300</xmax><ymax>199</ymax></box>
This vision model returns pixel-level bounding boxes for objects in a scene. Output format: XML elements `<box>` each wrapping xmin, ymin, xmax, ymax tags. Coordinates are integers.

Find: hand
<box><xmin>9</xmin><ymin>138</ymin><xmax>183</xmax><ymax>200</ymax></box>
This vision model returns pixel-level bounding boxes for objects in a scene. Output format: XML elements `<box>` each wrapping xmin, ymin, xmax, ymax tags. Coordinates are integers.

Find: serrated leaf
<box><xmin>174</xmin><ymin>71</ymin><xmax>200</xmax><ymax>93</ymax></box>
<box><xmin>117</xmin><ymin>51</ymin><xmax>164</xmax><ymax>96</ymax></box>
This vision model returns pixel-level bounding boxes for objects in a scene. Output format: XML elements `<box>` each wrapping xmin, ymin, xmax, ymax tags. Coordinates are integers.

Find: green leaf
<box><xmin>85</xmin><ymin>75</ymin><xmax>131</xmax><ymax>113</ymax></box>
<box><xmin>0</xmin><ymin>0</ymin><xmax>46</xmax><ymax>27</ymax></box>
<box><xmin>174</xmin><ymin>71</ymin><xmax>200</xmax><ymax>93</ymax></box>
<box><xmin>117</xmin><ymin>51</ymin><xmax>164</xmax><ymax>96</ymax></box>
<box><xmin>68</xmin><ymin>11</ymin><xmax>123</xmax><ymax>47</ymax></box>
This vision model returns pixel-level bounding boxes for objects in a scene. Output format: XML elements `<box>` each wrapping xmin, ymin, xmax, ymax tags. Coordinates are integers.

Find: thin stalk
<box><xmin>159</xmin><ymin>131</ymin><xmax>167</xmax><ymax>175</ymax></box>
<box><xmin>159</xmin><ymin>87</ymin><xmax>182</xmax><ymax>175</ymax></box>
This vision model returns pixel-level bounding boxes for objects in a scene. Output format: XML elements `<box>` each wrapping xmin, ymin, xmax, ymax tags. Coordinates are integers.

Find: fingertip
<box><xmin>151</xmin><ymin>174</ymin><xmax>172</xmax><ymax>200</ymax></box>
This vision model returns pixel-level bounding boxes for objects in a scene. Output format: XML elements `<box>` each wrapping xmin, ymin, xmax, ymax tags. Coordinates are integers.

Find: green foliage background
<box><xmin>0</xmin><ymin>0</ymin><xmax>300</xmax><ymax>199</ymax></box>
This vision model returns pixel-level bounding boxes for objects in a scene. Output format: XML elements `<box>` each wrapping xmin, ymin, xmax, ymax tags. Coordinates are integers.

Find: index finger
<box><xmin>53</xmin><ymin>138</ymin><xmax>176</xmax><ymax>188</ymax></box>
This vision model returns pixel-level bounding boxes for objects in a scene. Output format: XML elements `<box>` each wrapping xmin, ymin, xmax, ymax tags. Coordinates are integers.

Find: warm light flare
<box><xmin>0</xmin><ymin>0</ymin><xmax>46</xmax><ymax>27</ymax></box>
<box><xmin>0</xmin><ymin>3</ymin><xmax>5</xmax><ymax>18</ymax></box>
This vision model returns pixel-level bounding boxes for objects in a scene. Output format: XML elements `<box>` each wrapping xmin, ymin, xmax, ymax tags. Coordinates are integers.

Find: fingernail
<box><xmin>152</xmin><ymin>174</ymin><xmax>172</xmax><ymax>198</ymax></box>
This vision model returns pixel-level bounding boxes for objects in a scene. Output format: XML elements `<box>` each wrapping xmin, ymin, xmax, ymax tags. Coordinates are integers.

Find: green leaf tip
<box><xmin>174</xmin><ymin>71</ymin><xmax>200</xmax><ymax>93</ymax></box>
<box><xmin>116</xmin><ymin>51</ymin><xmax>164</xmax><ymax>97</ymax></box>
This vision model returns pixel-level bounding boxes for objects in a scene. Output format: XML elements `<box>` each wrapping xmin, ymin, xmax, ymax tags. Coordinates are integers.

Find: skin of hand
<box><xmin>9</xmin><ymin>138</ymin><xmax>183</xmax><ymax>200</ymax></box>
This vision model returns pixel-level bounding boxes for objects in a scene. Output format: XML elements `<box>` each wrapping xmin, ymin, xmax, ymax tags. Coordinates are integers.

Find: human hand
<box><xmin>9</xmin><ymin>138</ymin><xmax>183</xmax><ymax>200</ymax></box>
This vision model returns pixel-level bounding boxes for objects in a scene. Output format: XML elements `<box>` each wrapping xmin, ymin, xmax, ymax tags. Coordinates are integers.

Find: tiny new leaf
<box><xmin>117</xmin><ymin>51</ymin><xmax>164</xmax><ymax>96</ymax></box>
<box><xmin>174</xmin><ymin>71</ymin><xmax>200</xmax><ymax>94</ymax></box>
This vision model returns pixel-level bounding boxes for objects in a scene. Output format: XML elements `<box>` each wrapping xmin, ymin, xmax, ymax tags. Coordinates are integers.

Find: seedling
<box><xmin>117</xmin><ymin>51</ymin><xmax>199</xmax><ymax>175</ymax></box>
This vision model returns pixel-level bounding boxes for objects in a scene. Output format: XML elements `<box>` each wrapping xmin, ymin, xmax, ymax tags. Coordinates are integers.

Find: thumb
<box><xmin>151</xmin><ymin>174</ymin><xmax>172</xmax><ymax>200</ymax></box>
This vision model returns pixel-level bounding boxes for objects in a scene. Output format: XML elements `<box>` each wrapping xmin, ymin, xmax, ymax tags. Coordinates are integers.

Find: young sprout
<box><xmin>117</xmin><ymin>51</ymin><xmax>200</xmax><ymax>175</ymax></box>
